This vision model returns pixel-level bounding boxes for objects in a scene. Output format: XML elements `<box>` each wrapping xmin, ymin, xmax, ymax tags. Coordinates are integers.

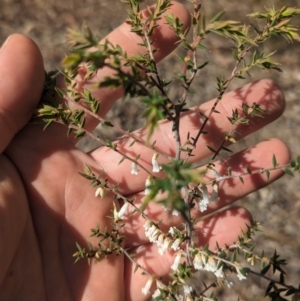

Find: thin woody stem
<box><xmin>182</xmin><ymin>23</ymin><xmax>272</xmax><ymax>167</ymax></box>
<box><xmin>76</xmin><ymin>104</ymin><xmax>173</xmax><ymax>160</ymax></box>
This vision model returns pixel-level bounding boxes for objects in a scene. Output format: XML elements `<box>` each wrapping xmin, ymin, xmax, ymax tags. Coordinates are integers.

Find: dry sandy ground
<box><xmin>1</xmin><ymin>0</ymin><xmax>300</xmax><ymax>300</ymax></box>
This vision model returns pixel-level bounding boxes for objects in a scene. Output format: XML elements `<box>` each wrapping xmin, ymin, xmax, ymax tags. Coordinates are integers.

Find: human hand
<box><xmin>0</xmin><ymin>2</ymin><xmax>290</xmax><ymax>301</ymax></box>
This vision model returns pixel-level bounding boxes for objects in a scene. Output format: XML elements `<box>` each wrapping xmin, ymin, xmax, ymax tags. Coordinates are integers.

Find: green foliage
<box><xmin>141</xmin><ymin>90</ymin><xmax>168</xmax><ymax>139</ymax></box>
<box><xmin>34</xmin><ymin>1</ymin><xmax>300</xmax><ymax>300</ymax></box>
<box><xmin>249</xmin><ymin>6</ymin><xmax>300</xmax><ymax>42</ymax></box>
<box><xmin>143</xmin><ymin>160</ymin><xmax>204</xmax><ymax>216</ymax></box>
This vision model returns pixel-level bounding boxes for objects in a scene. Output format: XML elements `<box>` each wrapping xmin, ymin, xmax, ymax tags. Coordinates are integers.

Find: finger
<box><xmin>60</xmin><ymin>1</ymin><xmax>191</xmax><ymax>133</ymax></box>
<box><xmin>119</xmin><ymin>138</ymin><xmax>289</xmax><ymax>247</ymax></box>
<box><xmin>0</xmin><ymin>34</ymin><xmax>44</xmax><ymax>153</ymax></box>
<box><xmin>124</xmin><ymin>207</ymin><xmax>252</xmax><ymax>301</ymax></box>
<box><xmin>0</xmin><ymin>155</ymin><xmax>29</xmax><ymax>283</ymax></box>
<box><xmin>5</xmin><ymin>127</ymin><xmax>125</xmax><ymax>300</ymax></box>
<box><xmin>195</xmin><ymin>138</ymin><xmax>290</xmax><ymax>214</ymax></box>
<box><xmin>0</xmin><ymin>154</ymin><xmax>45</xmax><ymax>299</ymax></box>
<box><xmin>91</xmin><ymin>79</ymin><xmax>285</xmax><ymax>193</ymax></box>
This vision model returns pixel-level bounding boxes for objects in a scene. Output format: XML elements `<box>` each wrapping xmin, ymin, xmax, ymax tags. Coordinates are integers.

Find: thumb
<box><xmin>0</xmin><ymin>34</ymin><xmax>44</xmax><ymax>153</ymax></box>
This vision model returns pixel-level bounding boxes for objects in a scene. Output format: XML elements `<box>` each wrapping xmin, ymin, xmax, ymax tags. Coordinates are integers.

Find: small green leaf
<box><xmin>42</xmin><ymin>119</ymin><xmax>53</xmax><ymax>130</ymax></box>
<box><xmin>106</xmin><ymin>140</ymin><xmax>117</xmax><ymax>151</ymax></box>
<box><xmin>75</xmin><ymin>242</ymin><xmax>83</xmax><ymax>252</ymax></box>
<box><xmin>75</xmin><ymin>130</ymin><xmax>86</xmax><ymax>138</ymax></box>
<box><xmin>231</xmin><ymin>249</ymin><xmax>237</xmax><ymax>262</ymax></box>
<box><xmin>118</xmin><ymin>156</ymin><xmax>125</xmax><ymax>165</ymax></box>
<box><xmin>272</xmin><ymin>154</ymin><xmax>278</xmax><ymax>167</ymax></box>
<box><xmin>284</xmin><ymin>168</ymin><xmax>294</xmax><ymax>177</ymax></box>
<box><xmin>209</xmin><ymin>11</ymin><xmax>225</xmax><ymax>23</ymax></box>
<box><xmin>103</xmin><ymin>121</ymin><xmax>114</xmax><ymax>127</ymax></box>
<box><xmin>221</xmin><ymin>146</ymin><xmax>233</xmax><ymax>153</ymax></box>
<box><xmin>197</xmin><ymin>61</ymin><xmax>209</xmax><ymax>70</ymax></box>
<box><xmin>227</xmin><ymin>167</ymin><xmax>232</xmax><ymax>176</ymax></box>
<box><xmin>129</xmin><ymin>139</ymin><xmax>136</xmax><ymax>147</ymax></box>
<box><xmin>134</xmin><ymin>264</ymin><xmax>139</xmax><ymax>273</ymax></box>
<box><xmin>207</xmin><ymin>145</ymin><xmax>217</xmax><ymax>153</ymax></box>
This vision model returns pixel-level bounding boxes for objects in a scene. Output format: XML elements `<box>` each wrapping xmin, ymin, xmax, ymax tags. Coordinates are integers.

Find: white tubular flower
<box><xmin>214</xmin><ymin>264</ymin><xmax>224</xmax><ymax>278</ymax></box>
<box><xmin>142</xmin><ymin>277</ymin><xmax>153</xmax><ymax>295</ymax></box>
<box><xmin>198</xmin><ymin>185</ymin><xmax>210</xmax><ymax>212</ymax></box>
<box><xmin>144</xmin><ymin>176</ymin><xmax>153</xmax><ymax>195</ymax></box>
<box><xmin>171</xmin><ymin>251</ymin><xmax>182</xmax><ymax>271</ymax></box>
<box><xmin>158</xmin><ymin>237</ymin><xmax>171</xmax><ymax>255</ymax></box>
<box><xmin>211</xmin><ymin>169</ymin><xmax>222</xmax><ymax>180</ymax></box>
<box><xmin>152</xmin><ymin>281</ymin><xmax>168</xmax><ymax>299</ymax></box>
<box><xmin>152</xmin><ymin>153</ymin><xmax>162</xmax><ymax>173</ymax></box>
<box><xmin>236</xmin><ymin>268</ymin><xmax>247</xmax><ymax>281</ymax></box>
<box><xmin>205</xmin><ymin>256</ymin><xmax>217</xmax><ymax>272</ymax></box>
<box><xmin>172</xmin><ymin>209</ymin><xmax>180</xmax><ymax>216</ymax></box>
<box><xmin>131</xmin><ymin>162</ymin><xmax>139</xmax><ymax>175</ymax></box>
<box><xmin>117</xmin><ymin>202</ymin><xmax>129</xmax><ymax>219</ymax></box>
<box><xmin>152</xmin><ymin>289</ymin><xmax>161</xmax><ymax>299</ymax></box>
<box><xmin>202</xmin><ymin>185</ymin><xmax>209</xmax><ymax>199</ymax></box>
<box><xmin>183</xmin><ymin>285</ymin><xmax>193</xmax><ymax>295</ymax></box>
<box><xmin>150</xmin><ymin>228</ymin><xmax>160</xmax><ymax>243</ymax></box>
<box><xmin>149</xmin><ymin>227</ymin><xmax>159</xmax><ymax>242</ymax></box>
<box><xmin>157</xmin><ymin>233</ymin><xmax>165</xmax><ymax>246</ymax></box>
<box><xmin>113</xmin><ymin>202</ymin><xmax>119</xmax><ymax>222</ymax></box>
<box><xmin>168</xmin><ymin>227</ymin><xmax>176</xmax><ymax>236</ymax></box>
<box><xmin>211</xmin><ymin>183</ymin><xmax>219</xmax><ymax>202</ymax></box>
<box><xmin>180</xmin><ymin>186</ymin><xmax>187</xmax><ymax>199</ymax></box>
<box><xmin>198</xmin><ymin>198</ymin><xmax>209</xmax><ymax>212</ymax></box>
<box><xmin>156</xmin><ymin>280</ymin><xmax>167</xmax><ymax>290</ymax></box>
<box><xmin>193</xmin><ymin>253</ymin><xmax>205</xmax><ymax>270</ymax></box>
<box><xmin>247</xmin><ymin>255</ymin><xmax>256</xmax><ymax>266</ymax></box>
<box><xmin>95</xmin><ymin>187</ymin><xmax>105</xmax><ymax>198</ymax></box>
<box><xmin>144</xmin><ymin>222</ymin><xmax>160</xmax><ymax>243</ymax></box>
<box><xmin>144</xmin><ymin>220</ymin><xmax>151</xmax><ymax>231</ymax></box>
<box><xmin>171</xmin><ymin>238</ymin><xmax>181</xmax><ymax>251</ymax></box>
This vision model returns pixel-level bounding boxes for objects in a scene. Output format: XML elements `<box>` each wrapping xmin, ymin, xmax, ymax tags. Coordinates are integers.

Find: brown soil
<box><xmin>1</xmin><ymin>0</ymin><xmax>300</xmax><ymax>300</ymax></box>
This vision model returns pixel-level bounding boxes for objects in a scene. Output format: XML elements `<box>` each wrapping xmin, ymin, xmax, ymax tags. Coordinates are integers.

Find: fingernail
<box><xmin>0</xmin><ymin>35</ymin><xmax>12</xmax><ymax>52</ymax></box>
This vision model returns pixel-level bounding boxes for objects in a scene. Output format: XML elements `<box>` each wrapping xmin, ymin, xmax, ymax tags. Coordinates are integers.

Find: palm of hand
<box><xmin>3</xmin><ymin>123</ymin><xmax>125</xmax><ymax>300</ymax></box>
<box><xmin>0</xmin><ymin>4</ymin><xmax>289</xmax><ymax>301</ymax></box>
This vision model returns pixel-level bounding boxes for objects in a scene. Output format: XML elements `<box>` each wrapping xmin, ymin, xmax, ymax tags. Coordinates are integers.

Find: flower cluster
<box><xmin>152</xmin><ymin>153</ymin><xmax>162</xmax><ymax>173</ymax></box>
<box><xmin>144</xmin><ymin>176</ymin><xmax>153</xmax><ymax>196</ymax></box>
<box><xmin>113</xmin><ymin>201</ymin><xmax>129</xmax><ymax>221</ymax></box>
<box><xmin>193</xmin><ymin>252</ymin><xmax>224</xmax><ymax>278</ymax></box>
<box><xmin>142</xmin><ymin>277</ymin><xmax>154</xmax><ymax>295</ymax></box>
<box><xmin>130</xmin><ymin>153</ymin><xmax>162</xmax><ymax>175</ymax></box>
<box><xmin>194</xmin><ymin>183</ymin><xmax>219</xmax><ymax>213</ymax></box>
<box><xmin>143</xmin><ymin>221</ymin><xmax>183</xmax><ymax>255</ymax></box>
<box><xmin>95</xmin><ymin>186</ymin><xmax>105</xmax><ymax>198</ymax></box>
<box><xmin>131</xmin><ymin>162</ymin><xmax>139</xmax><ymax>175</ymax></box>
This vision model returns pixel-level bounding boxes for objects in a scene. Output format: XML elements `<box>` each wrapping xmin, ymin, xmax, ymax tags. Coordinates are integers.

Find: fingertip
<box><xmin>223</xmin><ymin>138</ymin><xmax>290</xmax><ymax>191</ymax></box>
<box><xmin>1</xmin><ymin>34</ymin><xmax>45</xmax><ymax>108</ymax></box>
<box><xmin>254</xmin><ymin>78</ymin><xmax>286</xmax><ymax>120</ymax></box>
<box><xmin>150</xmin><ymin>1</ymin><xmax>191</xmax><ymax>60</ymax></box>
<box><xmin>106</xmin><ymin>1</ymin><xmax>191</xmax><ymax>62</ymax></box>
<box><xmin>240</xmin><ymin>138</ymin><xmax>290</xmax><ymax>184</ymax></box>
<box><xmin>78</xmin><ymin>1</ymin><xmax>191</xmax><ymax>127</ymax></box>
<box><xmin>0</xmin><ymin>34</ymin><xmax>44</xmax><ymax>152</ymax></box>
<box><xmin>258</xmin><ymin>138</ymin><xmax>290</xmax><ymax>165</ymax></box>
